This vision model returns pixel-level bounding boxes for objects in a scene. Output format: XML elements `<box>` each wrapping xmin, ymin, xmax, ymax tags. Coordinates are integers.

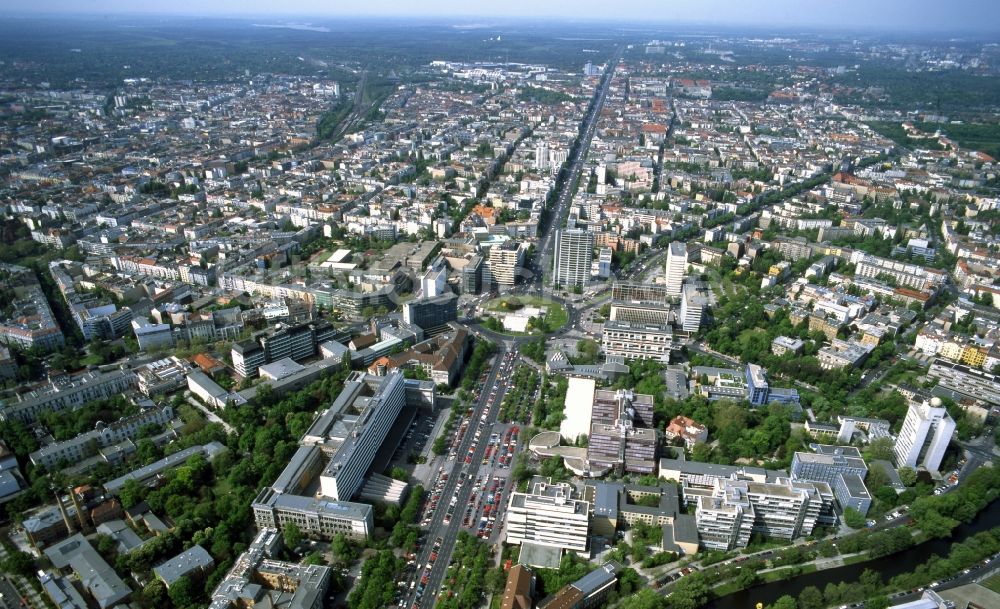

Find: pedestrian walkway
<box><xmin>185</xmin><ymin>394</ymin><xmax>234</xmax><ymax>434</ymax></box>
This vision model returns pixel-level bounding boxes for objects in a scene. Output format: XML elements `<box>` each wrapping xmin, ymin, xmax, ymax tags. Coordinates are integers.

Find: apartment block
<box><xmin>0</xmin><ymin>368</ymin><xmax>138</xmax><ymax>424</ymax></box>
<box><xmin>30</xmin><ymin>405</ymin><xmax>174</xmax><ymax>470</ymax></box>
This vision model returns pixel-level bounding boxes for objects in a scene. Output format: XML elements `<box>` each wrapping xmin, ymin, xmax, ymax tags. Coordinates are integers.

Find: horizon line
<box><xmin>1</xmin><ymin>11</ymin><xmax>998</xmax><ymax>36</ymax></box>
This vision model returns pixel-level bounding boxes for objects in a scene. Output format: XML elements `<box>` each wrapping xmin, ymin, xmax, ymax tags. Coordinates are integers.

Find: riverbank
<box><xmin>704</xmin><ymin>497</ymin><xmax>1000</xmax><ymax>609</ymax></box>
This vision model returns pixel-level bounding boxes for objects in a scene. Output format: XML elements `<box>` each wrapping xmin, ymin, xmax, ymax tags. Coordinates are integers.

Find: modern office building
<box><xmin>601</xmin><ymin>320</ymin><xmax>675</xmax><ymax>363</ymax></box>
<box><xmin>505</xmin><ymin>479</ymin><xmax>591</xmax><ymax>554</ymax></box>
<box><xmin>893</xmin><ymin>397</ymin><xmax>956</xmax><ymax>472</ymax></box>
<box><xmin>596</xmin><ymin>247</ymin><xmax>613</xmax><ymax>279</ymax></box>
<box><xmin>315</xmin><ymin>372</ymin><xmax>407</xmax><ymax>501</ymax></box>
<box><xmin>791</xmin><ymin>445</ymin><xmax>871</xmax><ymax>516</ymax></box>
<box><xmin>609</xmin><ymin>302</ymin><xmax>670</xmax><ymax>325</ymax></box>
<box><xmin>665</xmin><ymin>241</ymin><xmax>687</xmax><ymax>297</ymax></box>
<box><xmin>131</xmin><ymin>318</ymin><xmax>174</xmax><ymax>351</ymax></box>
<box><xmin>694</xmin><ymin>477</ymin><xmax>834</xmax><ymax>551</ymax></box>
<box><xmin>71</xmin><ymin>303</ymin><xmax>133</xmax><ymax>341</ymax></box>
<box><xmin>461</xmin><ymin>254</ymin><xmax>484</xmax><ymax>295</ymax></box>
<box><xmin>420</xmin><ymin>262</ymin><xmax>447</xmax><ymax>298</ymax></box>
<box><xmin>680</xmin><ymin>283</ymin><xmax>708</xmax><ymax>333</ymax></box>
<box><xmin>591</xmin><ymin>388</ymin><xmax>654</xmax><ymax>427</ymax></box>
<box><xmin>231</xmin><ymin>340</ymin><xmax>266</xmax><ymax>378</ymax></box>
<box><xmin>231</xmin><ymin>320</ymin><xmax>338</xmax><ymax>378</ymax></box>
<box><xmin>791</xmin><ymin>445</ymin><xmax>867</xmax><ymax>483</ymax></box>
<box><xmin>587</xmin><ymin>390</ymin><xmax>658</xmax><ymax>475</ymax></box>
<box><xmin>251</xmin><ymin>373</ymin><xmax>421</xmax><ymax>542</ymax></box>
<box><xmin>402</xmin><ymin>293</ymin><xmax>459</xmax><ymax>336</ymax></box>
<box><xmin>485</xmin><ymin>241</ymin><xmax>525</xmax><ymax>291</ymax></box>
<box><xmin>746</xmin><ymin>363</ymin><xmax>770</xmax><ymax>406</ymax></box>
<box><xmin>553</xmin><ymin>228</ymin><xmax>594</xmax><ymax>288</ymax></box>
<box><xmin>611</xmin><ymin>282</ymin><xmax>670</xmax><ymax>304</ymax></box>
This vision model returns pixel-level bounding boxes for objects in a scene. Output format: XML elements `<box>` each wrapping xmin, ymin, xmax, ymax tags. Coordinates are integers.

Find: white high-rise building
<box><xmin>665</xmin><ymin>241</ymin><xmax>687</xmax><ymax>297</ymax></box>
<box><xmin>553</xmin><ymin>229</ymin><xmax>594</xmax><ymax>288</ymax></box>
<box><xmin>420</xmin><ymin>264</ymin><xmax>447</xmax><ymax>298</ymax></box>
<box><xmin>485</xmin><ymin>241</ymin><xmax>524</xmax><ymax>291</ymax></box>
<box><xmin>535</xmin><ymin>142</ymin><xmax>550</xmax><ymax>171</ymax></box>
<box><xmin>893</xmin><ymin>398</ymin><xmax>956</xmax><ymax>472</ymax></box>
<box><xmin>680</xmin><ymin>284</ymin><xmax>707</xmax><ymax>333</ymax></box>
<box><xmin>596</xmin><ymin>247</ymin><xmax>613</xmax><ymax>279</ymax></box>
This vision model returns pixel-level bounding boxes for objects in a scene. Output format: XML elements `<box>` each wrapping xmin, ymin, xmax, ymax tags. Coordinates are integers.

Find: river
<box><xmin>704</xmin><ymin>499</ymin><xmax>1000</xmax><ymax>609</ymax></box>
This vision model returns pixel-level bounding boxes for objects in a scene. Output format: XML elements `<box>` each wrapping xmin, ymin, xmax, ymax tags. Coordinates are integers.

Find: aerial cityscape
<box><xmin>1</xmin><ymin>3</ymin><xmax>1000</xmax><ymax>609</ymax></box>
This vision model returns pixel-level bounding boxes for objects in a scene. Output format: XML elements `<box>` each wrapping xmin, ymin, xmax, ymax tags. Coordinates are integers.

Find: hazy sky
<box><xmin>9</xmin><ymin>0</ymin><xmax>1000</xmax><ymax>33</ymax></box>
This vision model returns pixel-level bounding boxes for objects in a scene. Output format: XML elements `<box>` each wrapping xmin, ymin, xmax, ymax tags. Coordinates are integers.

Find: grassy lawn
<box><xmin>983</xmin><ymin>574</ymin><xmax>1000</xmax><ymax>594</ymax></box>
<box><xmin>485</xmin><ymin>295</ymin><xmax>568</xmax><ymax>332</ymax></box>
<box><xmin>842</xmin><ymin>553</ymin><xmax>871</xmax><ymax>565</ymax></box>
<box><xmin>761</xmin><ymin>564</ymin><xmax>817</xmax><ymax>583</ymax></box>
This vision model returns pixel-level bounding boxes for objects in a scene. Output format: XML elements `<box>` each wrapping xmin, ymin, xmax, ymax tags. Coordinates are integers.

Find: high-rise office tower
<box><xmin>535</xmin><ymin>142</ymin><xmax>550</xmax><ymax>171</ymax></box>
<box><xmin>553</xmin><ymin>228</ymin><xmax>594</xmax><ymax>288</ymax></box>
<box><xmin>665</xmin><ymin>241</ymin><xmax>687</xmax><ymax>297</ymax></box>
<box><xmin>893</xmin><ymin>397</ymin><xmax>956</xmax><ymax>472</ymax></box>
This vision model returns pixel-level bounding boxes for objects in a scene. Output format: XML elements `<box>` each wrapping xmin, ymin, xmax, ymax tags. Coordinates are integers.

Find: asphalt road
<box><xmin>534</xmin><ymin>47</ymin><xmax>621</xmax><ymax>294</ymax></box>
<box><xmin>403</xmin><ymin>345</ymin><xmax>515</xmax><ymax>609</ymax></box>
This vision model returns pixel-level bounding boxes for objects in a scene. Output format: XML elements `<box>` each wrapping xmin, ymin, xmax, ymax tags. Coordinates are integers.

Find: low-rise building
<box><xmin>663</xmin><ymin>415</ymin><xmax>708</xmax><ymax>448</ymax></box>
<box><xmin>44</xmin><ymin>534</ymin><xmax>131</xmax><ymax>609</ymax></box>
<box><xmin>538</xmin><ymin>561</ymin><xmax>619</xmax><ymax>609</ymax></box>
<box><xmin>818</xmin><ymin>339</ymin><xmax>873</xmax><ymax>370</ymax></box>
<box><xmin>153</xmin><ymin>545</ymin><xmax>215</xmax><ymax>588</ymax></box>
<box><xmin>771</xmin><ymin>336</ymin><xmax>805</xmax><ymax>356</ymax></box>
<box><xmin>104</xmin><ymin>442</ymin><xmax>227</xmax><ymax>495</ymax></box>
<box><xmin>209</xmin><ymin>528</ymin><xmax>330</xmax><ymax>609</ymax></box>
